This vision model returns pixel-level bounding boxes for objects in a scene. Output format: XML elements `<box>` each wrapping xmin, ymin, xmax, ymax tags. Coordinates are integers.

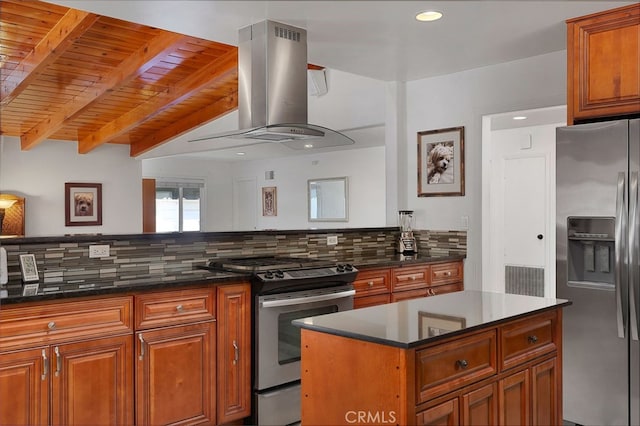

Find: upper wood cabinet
<box><xmin>567</xmin><ymin>3</ymin><xmax>640</xmax><ymax>124</ymax></box>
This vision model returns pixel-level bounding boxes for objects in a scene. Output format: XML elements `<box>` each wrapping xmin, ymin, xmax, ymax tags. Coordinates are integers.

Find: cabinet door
<box><xmin>531</xmin><ymin>357</ymin><xmax>558</xmax><ymax>426</ymax></box>
<box><xmin>354</xmin><ymin>293</ymin><xmax>390</xmax><ymax>309</ymax></box>
<box><xmin>499</xmin><ymin>369</ymin><xmax>530</xmax><ymax>426</ymax></box>
<box><xmin>417</xmin><ymin>398</ymin><xmax>459</xmax><ymax>425</ymax></box>
<box><xmin>51</xmin><ymin>335</ymin><xmax>133</xmax><ymax>426</ymax></box>
<box><xmin>217</xmin><ymin>283</ymin><xmax>251</xmax><ymax>424</ymax></box>
<box><xmin>462</xmin><ymin>382</ymin><xmax>498</xmax><ymax>426</ymax></box>
<box><xmin>0</xmin><ymin>347</ymin><xmax>49</xmax><ymax>426</ymax></box>
<box><xmin>567</xmin><ymin>4</ymin><xmax>640</xmax><ymax>123</ymax></box>
<box><xmin>136</xmin><ymin>322</ymin><xmax>216</xmax><ymax>426</ymax></box>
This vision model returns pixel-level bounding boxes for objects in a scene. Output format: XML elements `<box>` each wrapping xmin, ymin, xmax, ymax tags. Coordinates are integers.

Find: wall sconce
<box><xmin>0</xmin><ymin>194</ymin><xmax>25</xmax><ymax>237</ymax></box>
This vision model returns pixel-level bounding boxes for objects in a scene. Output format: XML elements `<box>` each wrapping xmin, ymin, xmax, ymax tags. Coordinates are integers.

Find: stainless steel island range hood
<box><xmin>190</xmin><ymin>20</ymin><xmax>355</xmax><ymax>150</ymax></box>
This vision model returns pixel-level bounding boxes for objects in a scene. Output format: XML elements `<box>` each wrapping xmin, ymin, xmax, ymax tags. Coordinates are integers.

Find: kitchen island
<box><xmin>294</xmin><ymin>290</ymin><xmax>571</xmax><ymax>426</ymax></box>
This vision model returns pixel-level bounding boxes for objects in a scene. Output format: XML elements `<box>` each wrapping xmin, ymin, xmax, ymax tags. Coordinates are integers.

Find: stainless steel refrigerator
<box><xmin>556</xmin><ymin>118</ymin><xmax>639</xmax><ymax>426</ymax></box>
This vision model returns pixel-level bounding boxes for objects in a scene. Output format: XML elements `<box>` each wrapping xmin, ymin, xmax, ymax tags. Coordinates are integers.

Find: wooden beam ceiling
<box><xmin>0</xmin><ymin>0</ymin><xmax>240</xmax><ymax>157</ymax></box>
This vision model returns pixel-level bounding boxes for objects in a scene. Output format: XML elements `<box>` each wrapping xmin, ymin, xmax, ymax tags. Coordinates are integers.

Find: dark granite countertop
<box><xmin>0</xmin><ymin>252</ymin><xmax>464</xmax><ymax>305</ymax></box>
<box><xmin>293</xmin><ymin>290</ymin><xmax>571</xmax><ymax>349</ymax></box>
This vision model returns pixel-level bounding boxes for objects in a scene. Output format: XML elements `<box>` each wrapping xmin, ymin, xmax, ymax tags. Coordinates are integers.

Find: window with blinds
<box><xmin>155</xmin><ymin>179</ymin><xmax>204</xmax><ymax>232</ymax></box>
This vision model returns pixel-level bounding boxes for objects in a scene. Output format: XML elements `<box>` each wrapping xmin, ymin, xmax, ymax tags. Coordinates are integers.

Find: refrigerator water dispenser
<box><xmin>567</xmin><ymin>216</ymin><xmax>615</xmax><ymax>290</ymax></box>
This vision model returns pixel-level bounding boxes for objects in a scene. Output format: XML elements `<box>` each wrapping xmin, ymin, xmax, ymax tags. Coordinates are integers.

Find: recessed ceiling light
<box><xmin>513</xmin><ymin>116</ymin><xmax>527</xmax><ymax>120</ymax></box>
<box><xmin>304</xmin><ymin>144</ymin><xmax>314</xmax><ymax>149</ymax></box>
<box><xmin>416</xmin><ymin>10</ymin><xmax>443</xmax><ymax>22</ymax></box>
<box><xmin>236</xmin><ymin>152</ymin><xmax>245</xmax><ymax>156</ymax></box>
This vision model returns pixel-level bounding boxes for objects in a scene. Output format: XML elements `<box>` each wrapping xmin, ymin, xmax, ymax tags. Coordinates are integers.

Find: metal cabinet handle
<box><xmin>367</xmin><ymin>281</ymin><xmax>374</xmax><ymax>287</ymax></box>
<box><xmin>176</xmin><ymin>304</ymin><xmax>184</xmax><ymax>312</ymax></box>
<box><xmin>456</xmin><ymin>359</ymin><xmax>468</xmax><ymax>369</ymax></box>
<box><xmin>54</xmin><ymin>346</ymin><xmax>61</xmax><ymax>376</ymax></box>
<box><xmin>138</xmin><ymin>334</ymin><xmax>145</xmax><ymax>360</ymax></box>
<box><xmin>41</xmin><ymin>349</ymin><xmax>48</xmax><ymax>381</ymax></box>
<box><xmin>410</xmin><ymin>275</ymin><xmax>416</xmax><ymax>281</ymax></box>
<box><xmin>48</xmin><ymin>321</ymin><xmax>56</xmax><ymax>330</ymax></box>
<box><xmin>232</xmin><ymin>340</ymin><xmax>239</xmax><ymax>365</ymax></box>
<box><xmin>528</xmin><ymin>335</ymin><xmax>538</xmax><ymax>344</ymax></box>
<box><xmin>445</xmin><ymin>271</ymin><xmax>452</xmax><ymax>276</ymax></box>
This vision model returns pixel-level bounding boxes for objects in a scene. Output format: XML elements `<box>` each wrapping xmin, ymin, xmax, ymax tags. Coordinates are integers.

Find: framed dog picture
<box><xmin>417</xmin><ymin>126</ymin><xmax>465</xmax><ymax>197</ymax></box>
<box><xmin>65</xmin><ymin>182</ymin><xmax>102</xmax><ymax>226</ymax></box>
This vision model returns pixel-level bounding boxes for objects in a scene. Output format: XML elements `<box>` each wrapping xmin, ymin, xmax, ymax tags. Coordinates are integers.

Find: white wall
<box><xmin>402</xmin><ymin>50</ymin><xmax>567</xmax><ymax>289</ymax></box>
<box><xmin>0</xmin><ymin>136</ymin><xmax>142</xmax><ymax>236</ymax></box>
<box><xmin>141</xmin><ymin>157</ymin><xmax>235</xmax><ymax>231</ymax></box>
<box><xmin>142</xmin><ymin>146</ymin><xmax>386</xmax><ymax>231</ymax></box>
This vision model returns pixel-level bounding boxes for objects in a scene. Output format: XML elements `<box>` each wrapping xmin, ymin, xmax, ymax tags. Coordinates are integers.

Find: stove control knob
<box><xmin>264</xmin><ymin>271</ymin><xmax>274</xmax><ymax>279</ymax></box>
<box><xmin>275</xmin><ymin>270</ymin><xmax>285</xmax><ymax>279</ymax></box>
<box><xmin>336</xmin><ymin>264</ymin><xmax>345</xmax><ymax>272</ymax></box>
<box><xmin>344</xmin><ymin>264</ymin><xmax>354</xmax><ymax>271</ymax></box>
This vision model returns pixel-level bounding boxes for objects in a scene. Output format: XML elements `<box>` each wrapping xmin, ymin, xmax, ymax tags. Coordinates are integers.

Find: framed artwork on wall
<box><xmin>65</xmin><ymin>182</ymin><xmax>102</xmax><ymax>226</ymax></box>
<box><xmin>417</xmin><ymin>126</ymin><xmax>465</xmax><ymax>197</ymax></box>
<box><xmin>262</xmin><ymin>186</ymin><xmax>277</xmax><ymax>216</ymax></box>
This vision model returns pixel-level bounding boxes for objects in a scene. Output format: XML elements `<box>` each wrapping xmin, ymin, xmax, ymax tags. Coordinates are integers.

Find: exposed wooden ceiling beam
<box><xmin>0</xmin><ymin>9</ymin><xmax>98</xmax><ymax>106</ymax></box>
<box><xmin>19</xmin><ymin>31</ymin><xmax>186</xmax><ymax>151</ymax></box>
<box><xmin>78</xmin><ymin>49</ymin><xmax>238</xmax><ymax>154</ymax></box>
<box><xmin>130</xmin><ymin>82</ymin><xmax>238</xmax><ymax>157</ymax></box>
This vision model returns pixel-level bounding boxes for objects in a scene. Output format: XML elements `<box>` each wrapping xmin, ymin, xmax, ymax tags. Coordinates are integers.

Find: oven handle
<box><xmin>260</xmin><ymin>289</ymin><xmax>355</xmax><ymax>308</ymax></box>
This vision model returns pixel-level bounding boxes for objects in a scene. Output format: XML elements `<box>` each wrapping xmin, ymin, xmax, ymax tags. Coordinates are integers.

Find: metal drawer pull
<box><xmin>176</xmin><ymin>304</ymin><xmax>184</xmax><ymax>312</ymax></box>
<box><xmin>410</xmin><ymin>275</ymin><xmax>416</xmax><ymax>281</ymax></box>
<box><xmin>47</xmin><ymin>321</ymin><xmax>56</xmax><ymax>330</ymax></box>
<box><xmin>445</xmin><ymin>271</ymin><xmax>452</xmax><ymax>276</ymax></box>
<box><xmin>54</xmin><ymin>346</ymin><xmax>61</xmax><ymax>376</ymax></box>
<box><xmin>456</xmin><ymin>359</ymin><xmax>469</xmax><ymax>369</ymax></box>
<box><xmin>41</xmin><ymin>349</ymin><xmax>48</xmax><ymax>381</ymax></box>
<box><xmin>138</xmin><ymin>334</ymin><xmax>145</xmax><ymax>360</ymax></box>
<box><xmin>368</xmin><ymin>281</ymin><xmax>374</xmax><ymax>287</ymax></box>
<box><xmin>528</xmin><ymin>335</ymin><xmax>538</xmax><ymax>344</ymax></box>
<box><xmin>233</xmin><ymin>340</ymin><xmax>239</xmax><ymax>365</ymax></box>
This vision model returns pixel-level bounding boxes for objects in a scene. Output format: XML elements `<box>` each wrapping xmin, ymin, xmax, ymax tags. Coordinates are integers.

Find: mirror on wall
<box><xmin>308</xmin><ymin>177</ymin><xmax>349</xmax><ymax>222</ymax></box>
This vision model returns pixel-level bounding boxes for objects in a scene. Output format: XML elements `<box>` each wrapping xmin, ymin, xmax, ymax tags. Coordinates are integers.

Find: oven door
<box><xmin>256</xmin><ymin>284</ymin><xmax>355</xmax><ymax>391</ymax></box>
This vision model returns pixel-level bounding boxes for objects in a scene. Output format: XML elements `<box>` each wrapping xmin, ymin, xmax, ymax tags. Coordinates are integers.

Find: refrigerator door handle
<box><xmin>630</xmin><ymin>171</ymin><xmax>639</xmax><ymax>341</ymax></box>
<box><xmin>615</xmin><ymin>172</ymin><xmax>628</xmax><ymax>339</ymax></box>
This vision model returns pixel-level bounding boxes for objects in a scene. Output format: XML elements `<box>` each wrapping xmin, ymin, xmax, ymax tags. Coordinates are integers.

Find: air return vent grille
<box><xmin>275</xmin><ymin>25</ymin><xmax>301</xmax><ymax>42</ymax></box>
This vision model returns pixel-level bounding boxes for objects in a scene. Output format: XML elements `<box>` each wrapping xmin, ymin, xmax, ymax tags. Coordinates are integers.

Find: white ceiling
<box><xmin>47</xmin><ymin>0</ymin><xmax>635</xmax><ymax>160</ymax></box>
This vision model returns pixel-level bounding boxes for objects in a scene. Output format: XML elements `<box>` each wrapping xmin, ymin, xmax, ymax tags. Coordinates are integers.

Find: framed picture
<box><xmin>417</xmin><ymin>126</ymin><xmax>465</xmax><ymax>197</ymax></box>
<box><xmin>262</xmin><ymin>186</ymin><xmax>277</xmax><ymax>216</ymax></box>
<box><xmin>419</xmin><ymin>312</ymin><xmax>466</xmax><ymax>338</ymax></box>
<box><xmin>65</xmin><ymin>182</ymin><xmax>102</xmax><ymax>226</ymax></box>
<box><xmin>19</xmin><ymin>253</ymin><xmax>39</xmax><ymax>282</ymax></box>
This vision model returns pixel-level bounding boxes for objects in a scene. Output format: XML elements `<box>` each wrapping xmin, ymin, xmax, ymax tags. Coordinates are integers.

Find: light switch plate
<box><xmin>327</xmin><ymin>236</ymin><xmax>338</xmax><ymax>245</ymax></box>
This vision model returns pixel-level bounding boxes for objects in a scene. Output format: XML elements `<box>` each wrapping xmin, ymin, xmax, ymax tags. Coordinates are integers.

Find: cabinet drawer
<box><xmin>392</xmin><ymin>265</ymin><xmax>429</xmax><ymax>292</ymax></box>
<box><xmin>0</xmin><ymin>296</ymin><xmax>133</xmax><ymax>350</ymax></box>
<box><xmin>391</xmin><ymin>288</ymin><xmax>428</xmax><ymax>302</ymax></box>
<box><xmin>500</xmin><ymin>310</ymin><xmax>557</xmax><ymax>371</ymax></box>
<box><xmin>429</xmin><ymin>282</ymin><xmax>463</xmax><ymax>297</ymax></box>
<box><xmin>353</xmin><ymin>268</ymin><xmax>391</xmax><ymax>297</ymax></box>
<box><xmin>416</xmin><ymin>330</ymin><xmax>497</xmax><ymax>403</ymax></box>
<box><xmin>431</xmin><ymin>261</ymin><xmax>463</xmax><ymax>285</ymax></box>
<box><xmin>135</xmin><ymin>287</ymin><xmax>215</xmax><ymax>330</ymax></box>
<box><xmin>354</xmin><ymin>294</ymin><xmax>390</xmax><ymax>309</ymax></box>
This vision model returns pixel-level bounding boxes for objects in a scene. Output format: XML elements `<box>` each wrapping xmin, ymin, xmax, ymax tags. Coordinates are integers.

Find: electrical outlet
<box><xmin>327</xmin><ymin>236</ymin><xmax>338</xmax><ymax>246</ymax></box>
<box><xmin>461</xmin><ymin>215</ymin><xmax>469</xmax><ymax>230</ymax></box>
<box><xmin>89</xmin><ymin>244</ymin><xmax>110</xmax><ymax>258</ymax></box>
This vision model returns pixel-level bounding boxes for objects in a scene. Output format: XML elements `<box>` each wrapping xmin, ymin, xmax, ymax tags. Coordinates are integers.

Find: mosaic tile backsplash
<box><xmin>1</xmin><ymin>228</ymin><xmax>466</xmax><ymax>284</ymax></box>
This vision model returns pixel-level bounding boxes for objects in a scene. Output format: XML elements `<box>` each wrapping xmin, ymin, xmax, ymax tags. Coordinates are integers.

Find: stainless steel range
<box><xmin>207</xmin><ymin>256</ymin><xmax>358</xmax><ymax>425</ymax></box>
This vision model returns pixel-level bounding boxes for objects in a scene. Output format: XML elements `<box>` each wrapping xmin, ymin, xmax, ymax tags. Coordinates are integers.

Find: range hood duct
<box><xmin>190</xmin><ymin>20</ymin><xmax>355</xmax><ymax>150</ymax></box>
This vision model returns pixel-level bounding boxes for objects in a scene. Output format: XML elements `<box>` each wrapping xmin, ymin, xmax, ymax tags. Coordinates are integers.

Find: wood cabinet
<box><xmin>135</xmin><ymin>287</ymin><xmax>217</xmax><ymax>425</ymax></box>
<box><xmin>300</xmin><ymin>307</ymin><xmax>562</xmax><ymax>426</ymax></box>
<box><xmin>567</xmin><ymin>3</ymin><xmax>640</xmax><ymax>124</ymax></box>
<box><xmin>216</xmin><ymin>283</ymin><xmax>251</xmax><ymax>424</ymax></box>
<box><xmin>0</xmin><ymin>297</ymin><xmax>134</xmax><ymax>426</ymax></box>
<box><xmin>354</xmin><ymin>260</ymin><xmax>464</xmax><ymax>308</ymax></box>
